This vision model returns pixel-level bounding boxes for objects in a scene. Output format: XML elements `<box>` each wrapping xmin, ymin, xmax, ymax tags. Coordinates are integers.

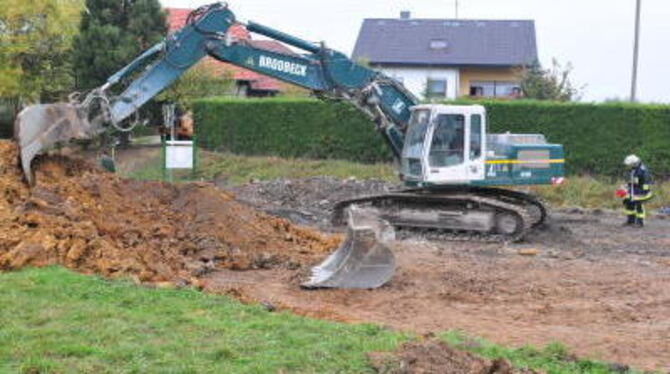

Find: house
<box><xmin>166</xmin><ymin>8</ymin><xmax>300</xmax><ymax>97</ymax></box>
<box><xmin>352</xmin><ymin>12</ymin><xmax>538</xmax><ymax>100</ymax></box>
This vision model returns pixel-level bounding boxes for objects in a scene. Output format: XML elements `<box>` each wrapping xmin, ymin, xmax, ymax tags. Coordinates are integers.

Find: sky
<box><xmin>160</xmin><ymin>0</ymin><xmax>669</xmax><ymax>103</ymax></box>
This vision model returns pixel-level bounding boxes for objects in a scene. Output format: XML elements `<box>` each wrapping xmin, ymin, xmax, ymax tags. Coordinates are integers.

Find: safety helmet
<box><xmin>623</xmin><ymin>154</ymin><xmax>641</xmax><ymax>167</ymax></box>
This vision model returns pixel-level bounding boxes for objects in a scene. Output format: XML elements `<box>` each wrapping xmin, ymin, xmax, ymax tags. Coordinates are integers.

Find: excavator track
<box><xmin>332</xmin><ymin>188</ymin><xmax>540</xmax><ymax>243</ymax></box>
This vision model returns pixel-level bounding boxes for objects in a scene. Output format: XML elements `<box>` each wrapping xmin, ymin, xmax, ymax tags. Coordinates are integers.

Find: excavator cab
<box><xmin>400</xmin><ymin>104</ymin><xmax>564</xmax><ymax>188</ymax></box>
<box><xmin>401</xmin><ymin>105</ymin><xmax>487</xmax><ymax>186</ymax></box>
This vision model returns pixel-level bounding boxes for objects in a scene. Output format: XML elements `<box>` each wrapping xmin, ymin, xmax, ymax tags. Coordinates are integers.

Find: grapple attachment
<box><xmin>302</xmin><ymin>207</ymin><xmax>395</xmax><ymax>289</ymax></box>
<box><xmin>14</xmin><ymin>103</ymin><xmax>97</xmax><ymax>185</ymax></box>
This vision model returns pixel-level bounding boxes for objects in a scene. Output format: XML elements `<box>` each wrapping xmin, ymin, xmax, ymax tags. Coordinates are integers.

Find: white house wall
<box><xmin>378</xmin><ymin>66</ymin><xmax>460</xmax><ymax>100</ymax></box>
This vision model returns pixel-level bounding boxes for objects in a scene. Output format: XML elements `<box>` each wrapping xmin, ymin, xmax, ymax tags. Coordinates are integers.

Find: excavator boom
<box><xmin>14</xmin><ymin>2</ymin><xmax>413</xmax><ymax>288</ymax></box>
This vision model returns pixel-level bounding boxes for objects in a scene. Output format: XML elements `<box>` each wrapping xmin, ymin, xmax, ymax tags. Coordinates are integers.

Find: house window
<box><xmin>429</xmin><ymin>39</ymin><xmax>448</xmax><ymax>50</ymax></box>
<box><xmin>470</xmin><ymin>81</ymin><xmax>521</xmax><ymax>98</ymax></box>
<box><xmin>426</xmin><ymin>79</ymin><xmax>447</xmax><ymax>98</ymax></box>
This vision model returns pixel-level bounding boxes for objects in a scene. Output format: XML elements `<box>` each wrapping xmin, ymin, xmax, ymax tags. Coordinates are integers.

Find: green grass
<box><xmin>124</xmin><ymin>150</ymin><xmax>396</xmax><ymax>186</ymax></box>
<box><xmin>124</xmin><ymin>150</ymin><xmax>668</xmax><ymax>210</ymax></box>
<box><xmin>0</xmin><ymin>267</ymin><xmax>405</xmax><ymax>374</ymax></box>
<box><xmin>440</xmin><ymin>331</ymin><xmax>638</xmax><ymax>374</ymax></box>
<box><xmin>532</xmin><ymin>176</ymin><xmax>669</xmax><ymax>210</ymax></box>
<box><xmin>0</xmin><ymin>268</ymin><xmax>640</xmax><ymax>373</ymax></box>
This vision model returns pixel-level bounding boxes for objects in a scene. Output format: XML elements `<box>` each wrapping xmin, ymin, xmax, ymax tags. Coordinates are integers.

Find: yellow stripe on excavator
<box><xmin>485</xmin><ymin>159</ymin><xmax>565</xmax><ymax>165</ymax></box>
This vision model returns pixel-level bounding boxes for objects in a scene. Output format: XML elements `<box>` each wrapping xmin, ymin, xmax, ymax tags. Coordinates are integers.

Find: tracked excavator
<box><xmin>14</xmin><ymin>3</ymin><xmax>564</xmax><ymax>289</ymax></box>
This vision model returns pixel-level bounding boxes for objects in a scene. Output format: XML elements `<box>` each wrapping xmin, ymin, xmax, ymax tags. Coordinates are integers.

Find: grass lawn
<box><xmin>124</xmin><ymin>150</ymin><xmax>396</xmax><ymax>186</ymax></box>
<box><xmin>0</xmin><ymin>268</ymin><xmax>636</xmax><ymax>374</ymax></box>
<box><xmin>0</xmin><ymin>267</ymin><xmax>405</xmax><ymax>374</ymax></box>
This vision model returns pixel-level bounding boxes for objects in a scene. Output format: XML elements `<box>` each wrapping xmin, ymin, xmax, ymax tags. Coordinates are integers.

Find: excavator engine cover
<box><xmin>14</xmin><ymin>103</ymin><xmax>95</xmax><ymax>185</ymax></box>
<box><xmin>302</xmin><ymin>207</ymin><xmax>395</xmax><ymax>289</ymax></box>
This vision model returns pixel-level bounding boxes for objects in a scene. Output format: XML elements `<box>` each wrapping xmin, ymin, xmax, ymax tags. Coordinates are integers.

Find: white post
<box><xmin>630</xmin><ymin>0</ymin><xmax>642</xmax><ymax>102</ymax></box>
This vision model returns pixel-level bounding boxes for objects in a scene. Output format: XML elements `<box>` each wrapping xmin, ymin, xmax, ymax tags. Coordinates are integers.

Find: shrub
<box><xmin>193</xmin><ymin>98</ymin><xmax>391</xmax><ymax>163</ymax></box>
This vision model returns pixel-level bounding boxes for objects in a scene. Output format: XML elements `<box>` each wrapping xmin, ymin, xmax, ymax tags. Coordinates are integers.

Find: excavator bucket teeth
<box><xmin>302</xmin><ymin>208</ymin><xmax>395</xmax><ymax>289</ymax></box>
<box><xmin>14</xmin><ymin>103</ymin><xmax>95</xmax><ymax>185</ymax></box>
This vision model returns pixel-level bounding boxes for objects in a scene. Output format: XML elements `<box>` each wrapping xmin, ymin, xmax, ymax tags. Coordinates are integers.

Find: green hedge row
<box><xmin>193</xmin><ymin>98</ymin><xmax>670</xmax><ymax>178</ymax></box>
<box><xmin>193</xmin><ymin>98</ymin><xmax>392</xmax><ymax>163</ymax></box>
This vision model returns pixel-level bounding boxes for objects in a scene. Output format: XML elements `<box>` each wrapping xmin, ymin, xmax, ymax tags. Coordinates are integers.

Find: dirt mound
<box><xmin>0</xmin><ymin>141</ymin><xmax>339</xmax><ymax>285</ymax></box>
<box><xmin>368</xmin><ymin>340</ymin><xmax>535</xmax><ymax>374</ymax></box>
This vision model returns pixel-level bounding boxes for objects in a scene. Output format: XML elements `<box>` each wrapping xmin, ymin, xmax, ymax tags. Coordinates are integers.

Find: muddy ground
<box><xmin>368</xmin><ymin>340</ymin><xmax>534</xmax><ymax>374</ymax></box>
<box><xmin>212</xmin><ymin>177</ymin><xmax>670</xmax><ymax>371</ymax></box>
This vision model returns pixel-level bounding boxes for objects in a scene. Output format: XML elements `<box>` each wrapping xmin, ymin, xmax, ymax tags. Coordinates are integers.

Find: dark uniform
<box><xmin>623</xmin><ymin>163</ymin><xmax>652</xmax><ymax>226</ymax></box>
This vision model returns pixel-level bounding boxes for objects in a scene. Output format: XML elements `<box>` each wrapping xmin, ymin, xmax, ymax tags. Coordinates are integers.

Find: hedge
<box><xmin>193</xmin><ymin>98</ymin><xmax>670</xmax><ymax>178</ymax></box>
<box><xmin>193</xmin><ymin>98</ymin><xmax>392</xmax><ymax>163</ymax></box>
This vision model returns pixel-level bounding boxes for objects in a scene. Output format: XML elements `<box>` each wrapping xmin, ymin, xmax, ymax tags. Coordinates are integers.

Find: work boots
<box><xmin>623</xmin><ymin>216</ymin><xmax>636</xmax><ymax>226</ymax></box>
<box><xmin>634</xmin><ymin>218</ymin><xmax>644</xmax><ymax>228</ymax></box>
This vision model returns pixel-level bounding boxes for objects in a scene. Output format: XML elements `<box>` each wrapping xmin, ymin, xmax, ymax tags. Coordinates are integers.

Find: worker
<box><xmin>621</xmin><ymin>154</ymin><xmax>653</xmax><ymax>227</ymax></box>
<box><xmin>176</xmin><ymin>110</ymin><xmax>194</xmax><ymax>140</ymax></box>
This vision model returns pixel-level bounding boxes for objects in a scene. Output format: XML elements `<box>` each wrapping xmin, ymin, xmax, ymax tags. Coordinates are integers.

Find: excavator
<box><xmin>14</xmin><ymin>2</ymin><xmax>565</xmax><ymax>289</ymax></box>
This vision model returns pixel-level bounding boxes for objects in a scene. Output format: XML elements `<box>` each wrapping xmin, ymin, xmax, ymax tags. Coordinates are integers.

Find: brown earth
<box><xmin>0</xmin><ymin>141</ymin><xmax>339</xmax><ymax>285</ymax></box>
<box><xmin>368</xmin><ymin>340</ymin><xmax>534</xmax><ymax>374</ymax></box>
<box><xmin>205</xmin><ymin>178</ymin><xmax>670</xmax><ymax>372</ymax></box>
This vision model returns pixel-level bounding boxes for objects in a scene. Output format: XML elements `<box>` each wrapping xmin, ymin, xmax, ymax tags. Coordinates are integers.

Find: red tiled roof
<box><xmin>249</xmin><ymin>40</ymin><xmax>297</xmax><ymax>56</ymax></box>
<box><xmin>166</xmin><ymin>8</ymin><xmax>190</xmax><ymax>32</ymax></box>
<box><xmin>165</xmin><ymin>7</ymin><xmax>296</xmax><ymax>92</ymax></box>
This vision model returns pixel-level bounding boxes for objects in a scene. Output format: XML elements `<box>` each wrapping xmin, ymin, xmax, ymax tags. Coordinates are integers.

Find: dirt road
<box><xmin>204</xmin><ymin>178</ymin><xmax>670</xmax><ymax>371</ymax></box>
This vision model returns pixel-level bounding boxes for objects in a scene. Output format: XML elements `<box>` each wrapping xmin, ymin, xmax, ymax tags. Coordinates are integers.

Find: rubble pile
<box><xmin>0</xmin><ymin>141</ymin><xmax>339</xmax><ymax>285</ymax></box>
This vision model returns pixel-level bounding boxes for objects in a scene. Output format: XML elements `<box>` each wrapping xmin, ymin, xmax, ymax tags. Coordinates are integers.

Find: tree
<box><xmin>158</xmin><ymin>62</ymin><xmax>235</xmax><ymax>108</ymax></box>
<box><xmin>518</xmin><ymin>59</ymin><xmax>582</xmax><ymax>101</ymax></box>
<box><xmin>0</xmin><ymin>0</ymin><xmax>83</xmax><ymax>110</ymax></box>
<box><xmin>72</xmin><ymin>0</ymin><xmax>167</xmax><ymax>90</ymax></box>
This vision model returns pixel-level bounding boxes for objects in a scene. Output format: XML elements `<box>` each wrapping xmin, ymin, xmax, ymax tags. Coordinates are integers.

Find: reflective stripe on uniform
<box><xmin>633</xmin><ymin>192</ymin><xmax>653</xmax><ymax>201</ymax></box>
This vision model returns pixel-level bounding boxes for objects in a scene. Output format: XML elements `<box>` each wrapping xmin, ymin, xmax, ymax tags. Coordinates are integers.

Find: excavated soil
<box><xmin>0</xmin><ymin>141</ymin><xmax>339</xmax><ymax>286</ymax></box>
<box><xmin>368</xmin><ymin>340</ymin><xmax>533</xmax><ymax>374</ymax></box>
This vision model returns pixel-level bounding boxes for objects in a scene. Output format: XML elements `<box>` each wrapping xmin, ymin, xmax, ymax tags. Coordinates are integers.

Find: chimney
<box><xmin>400</xmin><ymin>11</ymin><xmax>411</xmax><ymax>20</ymax></box>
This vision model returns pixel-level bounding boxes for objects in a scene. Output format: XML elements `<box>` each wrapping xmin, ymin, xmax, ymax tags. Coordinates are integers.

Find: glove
<box><xmin>615</xmin><ymin>188</ymin><xmax>628</xmax><ymax>198</ymax></box>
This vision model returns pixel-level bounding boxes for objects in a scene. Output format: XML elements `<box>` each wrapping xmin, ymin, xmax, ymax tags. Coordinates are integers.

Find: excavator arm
<box><xmin>109</xmin><ymin>3</ymin><xmax>416</xmax><ymax>156</ymax></box>
<box><xmin>16</xmin><ymin>3</ymin><xmax>416</xmax><ymax>184</ymax></box>
<box><xmin>15</xmin><ymin>2</ymin><xmax>411</xmax><ymax>288</ymax></box>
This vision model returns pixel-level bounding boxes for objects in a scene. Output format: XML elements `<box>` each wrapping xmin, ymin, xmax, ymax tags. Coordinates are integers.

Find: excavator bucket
<box><xmin>14</xmin><ymin>103</ymin><xmax>96</xmax><ymax>185</ymax></box>
<box><xmin>302</xmin><ymin>207</ymin><xmax>395</xmax><ymax>289</ymax></box>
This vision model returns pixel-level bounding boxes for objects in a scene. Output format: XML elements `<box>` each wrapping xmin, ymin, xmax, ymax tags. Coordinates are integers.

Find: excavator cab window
<box><xmin>470</xmin><ymin>114</ymin><xmax>482</xmax><ymax>160</ymax></box>
<box><xmin>429</xmin><ymin>114</ymin><xmax>465</xmax><ymax>167</ymax></box>
<box><xmin>404</xmin><ymin>109</ymin><xmax>431</xmax><ymax>158</ymax></box>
